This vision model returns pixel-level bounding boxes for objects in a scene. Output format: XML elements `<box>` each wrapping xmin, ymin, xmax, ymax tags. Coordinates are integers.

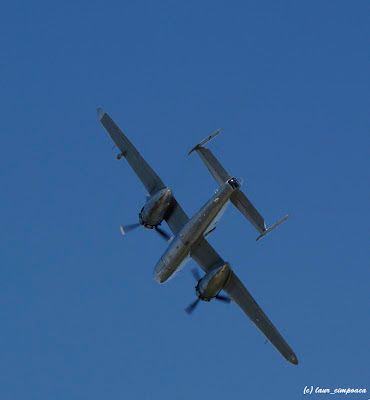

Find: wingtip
<box><xmin>97</xmin><ymin>107</ymin><xmax>106</xmax><ymax>121</ymax></box>
<box><xmin>289</xmin><ymin>354</ymin><xmax>299</xmax><ymax>365</ymax></box>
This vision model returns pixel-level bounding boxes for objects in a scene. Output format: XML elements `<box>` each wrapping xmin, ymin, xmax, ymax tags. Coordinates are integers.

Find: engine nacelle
<box><xmin>139</xmin><ymin>188</ymin><xmax>173</xmax><ymax>229</ymax></box>
<box><xmin>196</xmin><ymin>263</ymin><xmax>231</xmax><ymax>302</ymax></box>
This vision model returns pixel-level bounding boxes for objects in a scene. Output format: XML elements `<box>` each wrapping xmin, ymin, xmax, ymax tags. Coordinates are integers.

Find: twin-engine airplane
<box><xmin>97</xmin><ymin>108</ymin><xmax>298</xmax><ymax>365</ymax></box>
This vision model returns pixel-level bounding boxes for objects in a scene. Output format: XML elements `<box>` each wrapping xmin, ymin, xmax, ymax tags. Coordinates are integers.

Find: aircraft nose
<box><xmin>153</xmin><ymin>259</ymin><xmax>167</xmax><ymax>284</ymax></box>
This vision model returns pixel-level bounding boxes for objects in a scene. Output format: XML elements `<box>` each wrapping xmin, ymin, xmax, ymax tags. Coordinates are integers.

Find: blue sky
<box><xmin>1</xmin><ymin>1</ymin><xmax>369</xmax><ymax>399</ymax></box>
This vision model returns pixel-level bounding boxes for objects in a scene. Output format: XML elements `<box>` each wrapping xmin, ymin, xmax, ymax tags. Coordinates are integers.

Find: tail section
<box><xmin>189</xmin><ymin>130</ymin><xmax>289</xmax><ymax>241</ymax></box>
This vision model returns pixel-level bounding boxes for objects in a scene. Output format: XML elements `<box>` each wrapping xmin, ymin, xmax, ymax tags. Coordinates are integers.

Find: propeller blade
<box><xmin>184</xmin><ymin>299</ymin><xmax>200</xmax><ymax>315</ymax></box>
<box><xmin>215</xmin><ymin>294</ymin><xmax>232</xmax><ymax>303</ymax></box>
<box><xmin>155</xmin><ymin>226</ymin><xmax>173</xmax><ymax>242</ymax></box>
<box><xmin>191</xmin><ymin>268</ymin><xmax>201</xmax><ymax>282</ymax></box>
<box><xmin>120</xmin><ymin>223</ymin><xmax>141</xmax><ymax>235</ymax></box>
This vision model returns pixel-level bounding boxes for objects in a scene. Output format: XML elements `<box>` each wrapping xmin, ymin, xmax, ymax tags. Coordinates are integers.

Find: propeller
<box><xmin>120</xmin><ymin>221</ymin><xmax>172</xmax><ymax>242</ymax></box>
<box><xmin>120</xmin><ymin>223</ymin><xmax>141</xmax><ymax>235</ymax></box>
<box><xmin>215</xmin><ymin>294</ymin><xmax>232</xmax><ymax>303</ymax></box>
<box><xmin>155</xmin><ymin>226</ymin><xmax>173</xmax><ymax>242</ymax></box>
<box><xmin>191</xmin><ymin>267</ymin><xmax>201</xmax><ymax>281</ymax></box>
<box><xmin>120</xmin><ymin>196</ymin><xmax>173</xmax><ymax>241</ymax></box>
<box><xmin>184</xmin><ymin>299</ymin><xmax>200</xmax><ymax>315</ymax></box>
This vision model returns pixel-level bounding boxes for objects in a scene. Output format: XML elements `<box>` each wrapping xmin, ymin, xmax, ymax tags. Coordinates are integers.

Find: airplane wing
<box><xmin>98</xmin><ymin>108</ymin><xmax>192</xmax><ymax>236</ymax></box>
<box><xmin>190</xmin><ymin>240</ymin><xmax>298</xmax><ymax>365</ymax></box>
<box><xmin>98</xmin><ymin>108</ymin><xmax>167</xmax><ymax>196</ymax></box>
<box><xmin>164</xmin><ymin>198</ymin><xmax>189</xmax><ymax>235</ymax></box>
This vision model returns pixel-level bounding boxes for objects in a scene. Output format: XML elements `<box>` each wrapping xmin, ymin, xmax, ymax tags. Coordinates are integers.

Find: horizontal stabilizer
<box><xmin>231</xmin><ymin>191</ymin><xmax>266</xmax><ymax>233</ymax></box>
<box><xmin>188</xmin><ymin>129</ymin><xmax>230</xmax><ymax>186</ymax></box>
<box><xmin>193</xmin><ymin>147</ymin><xmax>231</xmax><ymax>186</ymax></box>
<box><xmin>256</xmin><ymin>215</ymin><xmax>290</xmax><ymax>241</ymax></box>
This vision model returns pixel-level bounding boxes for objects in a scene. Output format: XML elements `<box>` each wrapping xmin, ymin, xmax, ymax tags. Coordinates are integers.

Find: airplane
<box><xmin>97</xmin><ymin>108</ymin><xmax>298</xmax><ymax>365</ymax></box>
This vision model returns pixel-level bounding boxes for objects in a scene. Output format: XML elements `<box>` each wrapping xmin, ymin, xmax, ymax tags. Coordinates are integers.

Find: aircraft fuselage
<box><xmin>154</xmin><ymin>178</ymin><xmax>240</xmax><ymax>283</ymax></box>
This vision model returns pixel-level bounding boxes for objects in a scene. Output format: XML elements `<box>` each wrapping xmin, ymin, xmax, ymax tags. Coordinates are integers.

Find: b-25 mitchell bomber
<box><xmin>97</xmin><ymin>108</ymin><xmax>298</xmax><ymax>365</ymax></box>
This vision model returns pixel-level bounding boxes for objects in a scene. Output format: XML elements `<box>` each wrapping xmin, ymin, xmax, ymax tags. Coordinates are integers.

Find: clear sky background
<box><xmin>1</xmin><ymin>1</ymin><xmax>369</xmax><ymax>399</ymax></box>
